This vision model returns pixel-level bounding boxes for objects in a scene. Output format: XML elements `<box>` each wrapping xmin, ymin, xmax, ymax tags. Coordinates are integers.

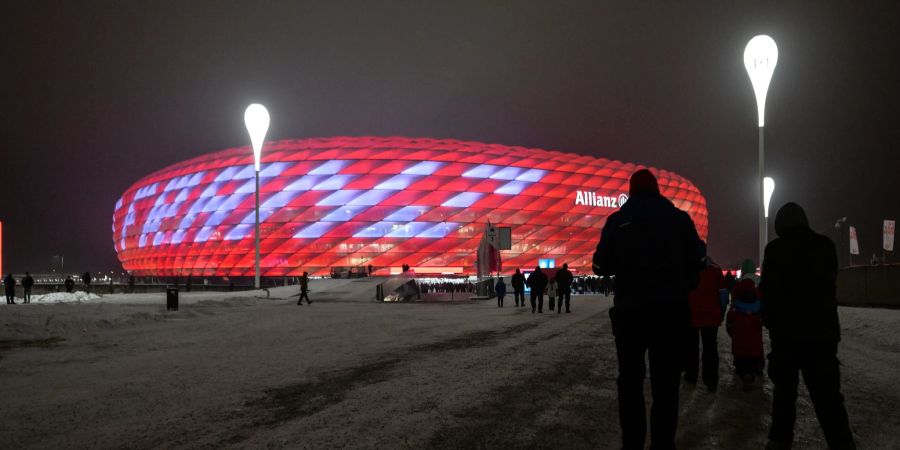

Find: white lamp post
<box><xmin>244</xmin><ymin>104</ymin><xmax>270</xmax><ymax>289</ymax></box>
<box><xmin>763</xmin><ymin>176</ymin><xmax>775</xmax><ymax>246</ymax></box>
<box><xmin>744</xmin><ymin>35</ymin><xmax>778</xmax><ymax>267</ymax></box>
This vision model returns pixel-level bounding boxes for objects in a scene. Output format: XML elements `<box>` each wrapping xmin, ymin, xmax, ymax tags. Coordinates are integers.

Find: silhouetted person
<box><xmin>64</xmin><ymin>275</ymin><xmax>75</xmax><ymax>293</ymax></box>
<box><xmin>723</xmin><ymin>270</ymin><xmax>737</xmax><ymax>292</ymax></box>
<box><xmin>547</xmin><ymin>277</ymin><xmax>557</xmax><ymax>311</ymax></box>
<box><xmin>82</xmin><ymin>272</ymin><xmax>92</xmax><ymax>293</ymax></box>
<box><xmin>128</xmin><ymin>275</ymin><xmax>135</xmax><ymax>293</ymax></box>
<box><xmin>297</xmin><ymin>271</ymin><xmax>311</xmax><ymax>305</ymax></box>
<box><xmin>511</xmin><ymin>269</ymin><xmax>526</xmax><ymax>307</ymax></box>
<box><xmin>593</xmin><ymin>169</ymin><xmax>704</xmax><ymax>450</ymax></box>
<box><xmin>4</xmin><ymin>273</ymin><xmax>15</xmax><ymax>304</ymax></box>
<box><xmin>22</xmin><ymin>272</ymin><xmax>35</xmax><ymax>304</ymax></box>
<box><xmin>684</xmin><ymin>252</ymin><xmax>725</xmax><ymax>391</ymax></box>
<box><xmin>186</xmin><ymin>275</ymin><xmax>193</xmax><ymax>292</ymax></box>
<box><xmin>556</xmin><ymin>263</ymin><xmax>574</xmax><ymax>313</ymax></box>
<box><xmin>526</xmin><ymin>267</ymin><xmax>548</xmax><ymax>314</ymax></box>
<box><xmin>761</xmin><ymin>202</ymin><xmax>856</xmax><ymax>450</ymax></box>
<box><xmin>495</xmin><ymin>277</ymin><xmax>506</xmax><ymax>308</ymax></box>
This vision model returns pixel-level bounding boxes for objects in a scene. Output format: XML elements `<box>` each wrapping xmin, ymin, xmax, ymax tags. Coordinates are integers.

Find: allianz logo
<box><xmin>575</xmin><ymin>191</ymin><xmax>629</xmax><ymax>208</ymax></box>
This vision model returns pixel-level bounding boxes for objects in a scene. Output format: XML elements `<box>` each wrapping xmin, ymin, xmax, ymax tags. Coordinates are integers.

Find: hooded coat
<box><xmin>593</xmin><ymin>170</ymin><xmax>704</xmax><ymax>309</ymax></box>
<box><xmin>760</xmin><ymin>202</ymin><xmax>842</xmax><ymax>344</ymax></box>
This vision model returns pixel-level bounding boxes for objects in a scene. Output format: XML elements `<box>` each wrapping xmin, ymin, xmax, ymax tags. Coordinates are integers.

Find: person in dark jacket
<box><xmin>495</xmin><ymin>277</ymin><xmax>506</xmax><ymax>308</ymax></box>
<box><xmin>555</xmin><ymin>263</ymin><xmax>574</xmax><ymax>313</ymax></box>
<box><xmin>526</xmin><ymin>266</ymin><xmax>548</xmax><ymax>314</ymax></box>
<box><xmin>511</xmin><ymin>269</ymin><xmax>526</xmax><ymax>307</ymax></box>
<box><xmin>684</xmin><ymin>253</ymin><xmax>725</xmax><ymax>391</ymax></box>
<box><xmin>297</xmin><ymin>271</ymin><xmax>311</xmax><ymax>305</ymax></box>
<box><xmin>64</xmin><ymin>275</ymin><xmax>75</xmax><ymax>293</ymax></box>
<box><xmin>82</xmin><ymin>272</ymin><xmax>92</xmax><ymax>293</ymax></box>
<box><xmin>723</xmin><ymin>270</ymin><xmax>736</xmax><ymax>292</ymax></box>
<box><xmin>22</xmin><ymin>272</ymin><xmax>35</xmax><ymax>304</ymax></box>
<box><xmin>4</xmin><ymin>273</ymin><xmax>16</xmax><ymax>304</ymax></box>
<box><xmin>761</xmin><ymin>202</ymin><xmax>855</xmax><ymax>450</ymax></box>
<box><xmin>593</xmin><ymin>169</ymin><xmax>704</xmax><ymax>450</ymax></box>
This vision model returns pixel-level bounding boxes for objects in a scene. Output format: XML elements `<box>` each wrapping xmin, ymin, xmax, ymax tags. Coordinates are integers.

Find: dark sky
<box><xmin>3</xmin><ymin>1</ymin><xmax>899</xmax><ymax>272</ymax></box>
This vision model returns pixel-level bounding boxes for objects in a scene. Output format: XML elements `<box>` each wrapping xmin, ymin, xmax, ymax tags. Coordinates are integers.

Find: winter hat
<box><xmin>740</xmin><ymin>259</ymin><xmax>756</xmax><ymax>276</ymax></box>
<box><xmin>629</xmin><ymin>169</ymin><xmax>660</xmax><ymax>196</ymax></box>
<box><xmin>774</xmin><ymin>202</ymin><xmax>810</xmax><ymax>237</ymax></box>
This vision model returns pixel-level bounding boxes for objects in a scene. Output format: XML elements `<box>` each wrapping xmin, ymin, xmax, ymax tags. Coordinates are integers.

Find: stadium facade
<box><xmin>112</xmin><ymin>137</ymin><xmax>708</xmax><ymax>276</ymax></box>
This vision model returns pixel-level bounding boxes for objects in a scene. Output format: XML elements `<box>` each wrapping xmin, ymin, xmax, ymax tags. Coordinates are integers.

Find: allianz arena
<box><xmin>112</xmin><ymin>137</ymin><xmax>708</xmax><ymax>276</ymax></box>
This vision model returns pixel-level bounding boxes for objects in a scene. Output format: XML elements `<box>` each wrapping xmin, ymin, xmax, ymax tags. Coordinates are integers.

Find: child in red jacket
<box><xmin>727</xmin><ymin>278</ymin><xmax>765</xmax><ymax>390</ymax></box>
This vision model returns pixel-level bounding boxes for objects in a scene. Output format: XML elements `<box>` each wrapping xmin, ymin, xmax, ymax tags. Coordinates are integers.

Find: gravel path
<box><xmin>1</xmin><ymin>289</ymin><xmax>897</xmax><ymax>449</ymax></box>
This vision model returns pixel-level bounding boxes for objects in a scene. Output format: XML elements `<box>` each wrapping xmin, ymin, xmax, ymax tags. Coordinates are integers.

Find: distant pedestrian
<box><xmin>526</xmin><ymin>266</ymin><xmax>548</xmax><ymax>314</ymax></box>
<box><xmin>556</xmin><ymin>263</ymin><xmax>574</xmax><ymax>313</ymax></box>
<box><xmin>495</xmin><ymin>277</ymin><xmax>506</xmax><ymax>308</ymax></box>
<box><xmin>297</xmin><ymin>271</ymin><xmax>311</xmax><ymax>305</ymax></box>
<box><xmin>761</xmin><ymin>202</ymin><xmax>856</xmax><ymax>449</ymax></box>
<box><xmin>547</xmin><ymin>278</ymin><xmax>558</xmax><ymax>311</ymax></box>
<box><xmin>22</xmin><ymin>272</ymin><xmax>35</xmax><ymax>304</ymax></box>
<box><xmin>511</xmin><ymin>269</ymin><xmax>526</xmax><ymax>307</ymax></box>
<box><xmin>684</xmin><ymin>253</ymin><xmax>725</xmax><ymax>391</ymax></box>
<box><xmin>82</xmin><ymin>272</ymin><xmax>92</xmax><ymax>293</ymax></box>
<box><xmin>592</xmin><ymin>169</ymin><xmax>705</xmax><ymax>450</ymax></box>
<box><xmin>723</xmin><ymin>270</ymin><xmax>737</xmax><ymax>292</ymax></box>
<box><xmin>4</xmin><ymin>273</ymin><xmax>15</xmax><ymax>304</ymax></box>
<box><xmin>64</xmin><ymin>275</ymin><xmax>75</xmax><ymax>293</ymax></box>
<box><xmin>726</xmin><ymin>278</ymin><xmax>764</xmax><ymax>391</ymax></box>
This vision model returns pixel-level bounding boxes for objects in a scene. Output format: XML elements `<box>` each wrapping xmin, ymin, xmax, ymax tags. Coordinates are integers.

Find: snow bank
<box><xmin>28</xmin><ymin>291</ymin><xmax>103</xmax><ymax>304</ymax></box>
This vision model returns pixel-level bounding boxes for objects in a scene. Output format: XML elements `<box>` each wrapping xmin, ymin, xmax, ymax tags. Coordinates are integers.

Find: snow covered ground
<box><xmin>0</xmin><ymin>280</ymin><xmax>898</xmax><ymax>449</ymax></box>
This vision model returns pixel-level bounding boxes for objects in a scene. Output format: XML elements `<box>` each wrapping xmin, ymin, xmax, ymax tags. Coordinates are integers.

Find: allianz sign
<box><xmin>574</xmin><ymin>191</ymin><xmax>629</xmax><ymax>208</ymax></box>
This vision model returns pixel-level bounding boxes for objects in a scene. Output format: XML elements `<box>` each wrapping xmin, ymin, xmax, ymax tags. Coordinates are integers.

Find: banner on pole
<box><xmin>849</xmin><ymin>226</ymin><xmax>860</xmax><ymax>255</ymax></box>
<box><xmin>885</xmin><ymin>220</ymin><xmax>895</xmax><ymax>251</ymax></box>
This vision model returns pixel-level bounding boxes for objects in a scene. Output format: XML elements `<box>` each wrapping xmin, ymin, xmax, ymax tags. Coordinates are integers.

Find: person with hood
<box><xmin>526</xmin><ymin>266</ymin><xmax>548</xmax><ymax>314</ymax></box>
<box><xmin>495</xmin><ymin>277</ymin><xmax>506</xmax><ymax>308</ymax></box>
<box><xmin>593</xmin><ymin>169</ymin><xmax>705</xmax><ymax>450</ymax></box>
<box><xmin>684</xmin><ymin>249</ymin><xmax>725</xmax><ymax>391</ymax></box>
<box><xmin>727</xmin><ymin>277</ymin><xmax>764</xmax><ymax>391</ymax></box>
<box><xmin>4</xmin><ymin>273</ymin><xmax>16</xmax><ymax>304</ymax></box>
<box><xmin>22</xmin><ymin>272</ymin><xmax>35</xmax><ymax>304</ymax></box>
<box><xmin>556</xmin><ymin>263</ymin><xmax>574</xmax><ymax>313</ymax></box>
<box><xmin>761</xmin><ymin>202</ymin><xmax>855</xmax><ymax>449</ymax></box>
<box><xmin>511</xmin><ymin>269</ymin><xmax>526</xmax><ymax>307</ymax></box>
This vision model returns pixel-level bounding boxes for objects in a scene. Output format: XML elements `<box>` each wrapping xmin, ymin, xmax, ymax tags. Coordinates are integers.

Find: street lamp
<box><xmin>763</xmin><ymin>176</ymin><xmax>775</xmax><ymax>245</ymax></box>
<box><xmin>744</xmin><ymin>34</ymin><xmax>778</xmax><ymax>267</ymax></box>
<box><xmin>244</xmin><ymin>104</ymin><xmax>270</xmax><ymax>289</ymax></box>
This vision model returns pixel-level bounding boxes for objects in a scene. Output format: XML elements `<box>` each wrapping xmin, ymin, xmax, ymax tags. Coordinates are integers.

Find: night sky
<box><xmin>3</xmin><ymin>1</ymin><xmax>899</xmax><ymax>273</ymax></box>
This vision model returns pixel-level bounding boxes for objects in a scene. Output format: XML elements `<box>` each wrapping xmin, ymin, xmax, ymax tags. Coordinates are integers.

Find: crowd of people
<box><xmin>592</xmin><ymin>169</ymin><xmax>855</xmax><ymax>450</ymax></box>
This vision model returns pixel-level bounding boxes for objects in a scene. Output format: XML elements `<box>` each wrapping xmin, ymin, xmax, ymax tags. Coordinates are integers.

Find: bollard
<box><xmin>166</xmin><ymin>287</ymin><xmax>179</xmax><ymax>311</ymax></box>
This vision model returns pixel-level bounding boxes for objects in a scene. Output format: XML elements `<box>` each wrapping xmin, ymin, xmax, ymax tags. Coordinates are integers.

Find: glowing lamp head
<box><xmin>244</xmin><ymin>104</ymin><xmax>270</xmax><ymax>171</ymax></box>
<box><xmin>763</xmin><ymin>176</ymin><xmax>775</xmax><ymax>218</ymax></box>
<box><xmin>744</xmin><ymin>35</ymin><xmax>778</xmax><ymax>127</ymax></box>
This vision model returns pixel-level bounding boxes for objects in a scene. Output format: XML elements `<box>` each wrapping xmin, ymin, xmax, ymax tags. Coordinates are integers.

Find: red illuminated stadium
<box><xmin>112</xmin><ymin>137</ymin><xmax>708</xmax><ymax>276</ymax></box>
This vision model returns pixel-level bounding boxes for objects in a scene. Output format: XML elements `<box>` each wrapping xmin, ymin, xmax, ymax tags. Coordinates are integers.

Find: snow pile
<box><xmin>29</xmin><ymin>291</ymin><xmax>103</xmax><ymax>304</ymax></box>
